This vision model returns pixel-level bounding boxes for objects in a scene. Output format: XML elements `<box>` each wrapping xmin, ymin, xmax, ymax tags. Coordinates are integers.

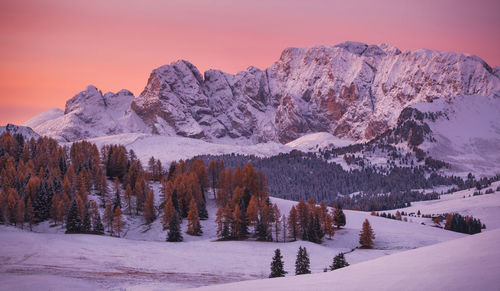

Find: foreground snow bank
<box><xmin>187</xmin><ymin>229</ymin><xmax>500</xmax><ymax>291</ymax></box>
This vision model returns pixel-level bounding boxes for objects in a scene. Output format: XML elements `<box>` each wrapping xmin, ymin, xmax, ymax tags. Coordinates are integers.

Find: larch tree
<box><xmin>359</xmin><ymin>219</ymin><xmax>375</xmax><ymax>248</ymax></box>
<box><xmin>324</xmin><ymin>213</ymin><xmax>335</xmax><ymax>239</ymax></box>
<box><xmin>144</xmin><ymin>189</ymin><xmax>156</xmax><ymax>224</ymax></box>
<box><xmin>273</xmin><ymin>204</ymin><xmax>281</xmax><ymax>242</ymax></box>
<box><xmin>246</xmin><ymin>195</ymin><xmax>259</xmax><ymax>234</ymax></box>
<box><xmin>295</xmin><ymin>246</ymin><xmax>311</xmax><ymax>275</ymax></box>
<box><xmin>162</xmin><ymin>195</ymin><xmax>175</xmax><ymax>230</ymax></box>
<box><xmin>288</xmin><ymin>206</ymin><xmax>299</xmax><ymax>241</ymax></box>
<box><xmin>269</xmin><ymin>248</ymin><xmax>287</xmax><ymax>278</ymax></box>
<box><xmin>187</xmin><ymin>198</ymin><xmax>202</xmax><ymax>236</ymax></box>
<box><xmin>103</xmin><ymin>201</ymin><xmax>113</xmax><ymax>233</ymax></box>
<box><xmin>231</xmin><ymin>204</ymin><xmax>244</xmax><ymax>239</ymax></box>
<box><xmin>112</xmin><ymin>206</ymin><xmax>125</xmax><ymax>237</ymax></box>
<box><xmin>124</xmin><ymin>184</ymin><xmax>133</xmax><ymax>216</ymax></box>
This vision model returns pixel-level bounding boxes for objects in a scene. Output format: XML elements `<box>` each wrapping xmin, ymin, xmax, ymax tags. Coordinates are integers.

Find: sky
<box><xmin>0</xmin><ymin>0</ymin><xmax>499</xmax><ymax>125</ymax></box>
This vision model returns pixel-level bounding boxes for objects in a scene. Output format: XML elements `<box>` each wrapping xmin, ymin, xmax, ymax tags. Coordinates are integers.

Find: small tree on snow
<box><xmin>359</xmin><ymin>219</ymin><xmax>375</xmax><ymax>248</ymax></box>
<box><xmin>295</xmin><ymin>246</ymin><xmax>311</xmax><ymax>275</ymax></box>
<box><xmin>329</xmin><ymin>253</ymin><xmax>349</xmax><ymax>270</ymax></box>
<box><xmin>269</xmin><ymin>249</ymin><xmax>287</xmax><ymax>278</ymax></box>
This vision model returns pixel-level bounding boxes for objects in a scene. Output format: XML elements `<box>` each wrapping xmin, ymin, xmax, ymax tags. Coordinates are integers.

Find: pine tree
<box><xmin>359</xmin><ymin>219</ymin><xmax>375</xmax><ymax>248</ymax></box>
<box><xmin>269</xmin><ymin>249</ymin><xmax>287</xmax><ymax>278</ymax></box>
<box><xmin>295</xmin><ymin>246</ymin><xmax>311</xmax><ymax>275</ymax></box>
<box><xmin>113</xmin><ymin>178</ymin><xmax>121</xmax><ymax>212</ymax></box>
<box><xmin>144</xmin><ymin>189</ymin><xmax>156</xmax><ymax>224</ymax></box>
<box><xmin>93</xmin><ymin>213</ymin><xmax>105</xmax><ymax>234</ymax></box>
<box><xmin>82</xmin><ymin>208</ymin><xmax>91</xmax><ymax>233</ymax></box>
<box><xmin>66</xmin><ymin>200</ymin><xmax>81</xmax><ymax>233</ymax></box>
<box><xmin>112</xmin><ymin>206</ymin><xmax>125</xmax><ymax>237</ymax></box>
<box><xmin>187</xmin><ymin>198</ymin><xmax>202</xmax><ymax>236</ymax></box>
<box><xmin>167</xmin><ymin>211</ymin><xmax>183</xmax><ymax>242</ymax></box>
<box><xmin>333</xmin><ymin>204</ymin><xmax>346</xmax><ymax>228</ymax></box>
<box><xmin>329</xmin><ymin>253</ymin><xmax>349</xmax><ymax>270</ymax></box>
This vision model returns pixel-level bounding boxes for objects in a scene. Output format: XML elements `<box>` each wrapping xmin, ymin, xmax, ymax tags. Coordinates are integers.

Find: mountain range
<box><xmin>24</xmin><ymin>41</ymin><xmax>499</xmax><ymax>145</ymax></box>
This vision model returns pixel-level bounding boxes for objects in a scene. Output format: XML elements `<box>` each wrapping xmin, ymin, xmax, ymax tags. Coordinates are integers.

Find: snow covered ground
<box><xmin>80</xmin><ymin>131</ymin><xmax>355</xmax><ymax>167</ymax></box>
<box><xmin>388</xmin><ymin>181</ymin><xmax>500</xmax><ymax>230</ymax></box>
<box><xmin>188</xmin><ymin>229</ymin><xmax>500</xmax><ymax>291</ymax></box>
<box><xmin>0</xmin><ymin>193</ymin><xmax>467</xmax><ymax>291</ymax></box>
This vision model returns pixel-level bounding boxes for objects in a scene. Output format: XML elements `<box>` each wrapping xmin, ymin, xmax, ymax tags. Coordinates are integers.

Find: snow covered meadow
<box><xmin>2</xmin><ymin>183</ymin><xmax>499</xmax><ymax>290</ymax></box>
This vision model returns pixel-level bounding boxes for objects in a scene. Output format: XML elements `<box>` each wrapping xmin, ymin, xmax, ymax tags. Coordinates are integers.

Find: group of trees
<box><xmin>0</xmin><ymin>133</ymin><xmax>69</xmax><ymax>230</ymax></box>
<box><xmin>287</xmin><ymin>200</ymin><xmax>344</xmax><ymax>244</ymax></box>
<box><xmin>210</xmin><ymin>161</ymin><xmax>278</xmax><ymax>241</ymax></box>
<box><xmin>444</xmin><ymin>213</ymin><xmax>483</xmax><ymax>235</ymax></box>
<box><xmin>197</xmin><ymin>152</ymin><xmax>463</xmax><ymax>211</ymax></box>
<box><xmin>162</xmin><ymin>159</ymin><xmax>210</xmax><ymax>242</ymax></box>
<box><xmin>269</xmin><ymin>247</ymin><xmax>350</xmax><ymax>278</ymax></box>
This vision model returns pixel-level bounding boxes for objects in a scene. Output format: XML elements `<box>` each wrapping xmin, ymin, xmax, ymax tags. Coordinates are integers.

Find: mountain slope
<box><xmin>29</xmin><ymin>42</ymin><xmax>499</xmax><ymax>144</ymax></box>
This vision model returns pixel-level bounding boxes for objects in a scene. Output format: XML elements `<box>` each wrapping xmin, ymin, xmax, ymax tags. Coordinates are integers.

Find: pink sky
<box><xmin>1</xmin><ymin>0</ymin><xmax>499</xmax><ymax>125</ymax></box>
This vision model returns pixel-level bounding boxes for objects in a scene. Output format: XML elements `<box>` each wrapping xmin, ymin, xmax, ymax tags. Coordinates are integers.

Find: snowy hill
<box><xmin>415</xmin><ymin>95</ymin><xmax>500</xmax><ymax>176</ymax></box>
<box><xmin>0</xmin><ymin>192</ymin><xmax>470</xmax><ymax>291</ymax></box>
<box><xmin>285</xmin><ymin>132</ymin><xmax>354</xmax><ymax>152</ymax></box>
<box><xmin>188</xmin><ymin>229</ymin><xmax>500</xmax><ymax>291</ymax></box>
<box><xmin>23</xmin><ymin>108</ymin><xmax>64</xmax><ymax>129</ymax></box>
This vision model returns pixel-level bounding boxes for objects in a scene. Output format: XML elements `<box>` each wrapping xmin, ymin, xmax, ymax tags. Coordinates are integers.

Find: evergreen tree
<box><xmin>93</xmin><ymin>213</ymin><xmax>104</xmax><ymax>234</ymax></box>
<box><xmin>167</xmin><ymin>211</ymin><xmax>183</xmax><ymax>242</ymax></box>
<box><xmin>295</xmin><ymin>246</ymin><xmax>311</xmax><ymax>275</ymax></box>
<box><xmin>113</xmin><ymin>178</ymin><xmax>121</xmax><ymax>212</ymax></box>
<box><xmin>333</xmin><ymin>204</ymin><xmax>346</xmax><ymax>228</ymax></box>
<box><xmin>359</xmin><ymin>219</ymin><xmax>375</xmax><ymax>248</ymax></box>
<box><xmin>66</xmin><ymin>200</ymin><xmax>81</xmax><ymax>233</ymax></box>
<box><xmin>269</xmin><ymin>249</ymin><xmax>287</xmax><ymax>278</ymax></box>
<box><xmin>82</xmin><ymin>208</ymin><xmax>91</xmax><ymax>233</ymax></box>
<box><xmin>329</xmin><ymin>253</ymin><xmax>349</xmax><ymax>270</ymax></box>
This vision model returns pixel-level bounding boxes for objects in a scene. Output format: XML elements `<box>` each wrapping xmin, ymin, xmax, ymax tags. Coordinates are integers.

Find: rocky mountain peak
<box><xmin>28</xmin><ymin>42</ymin><xmax>500</xmax><ymax>144</ymax></box>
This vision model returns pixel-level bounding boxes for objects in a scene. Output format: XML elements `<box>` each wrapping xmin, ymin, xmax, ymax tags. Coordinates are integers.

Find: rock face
<box><xmin>30</xmin><ymin>42</ymin><xmax>500</xmax><ymax>143</ymax></box>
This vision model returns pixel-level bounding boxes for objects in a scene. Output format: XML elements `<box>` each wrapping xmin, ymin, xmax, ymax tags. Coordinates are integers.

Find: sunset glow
<box><xmin>1</xmin><ymin>0</ymin><xmax>499</xmax><ymax>125</ymax></box>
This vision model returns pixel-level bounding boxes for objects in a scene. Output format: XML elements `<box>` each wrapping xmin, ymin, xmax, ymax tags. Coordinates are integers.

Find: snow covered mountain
<box><xmin>28</xmin><ymin>41</ymin><xmax>499</xmax><ymax>144</ymax></box>
<box><xmin>0</xmin><ymin>124</ymin><xmax>40</xmax><ymax>140</ymax></box>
